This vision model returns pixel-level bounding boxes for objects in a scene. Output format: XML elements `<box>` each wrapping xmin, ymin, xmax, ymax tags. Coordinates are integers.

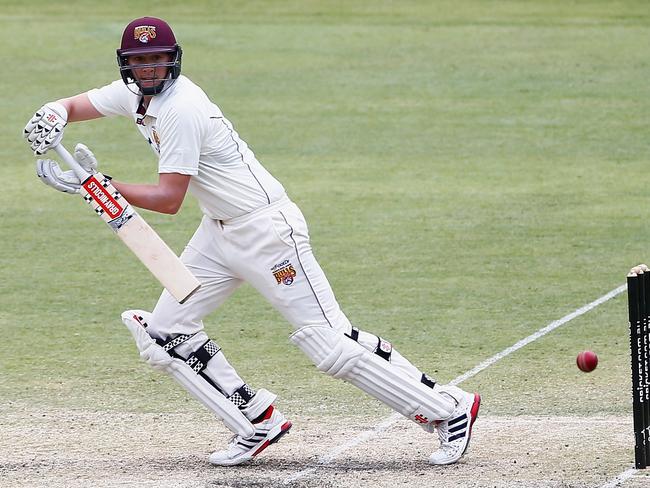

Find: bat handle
<box><xmin>53</xmin><ymin>143</ymin><xmax>91</xmax><ymax>182</ymax></box>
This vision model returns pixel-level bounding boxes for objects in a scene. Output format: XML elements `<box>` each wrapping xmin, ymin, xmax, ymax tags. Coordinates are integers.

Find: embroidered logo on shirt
<box><xmin>149</xmin><ymin>127</ymin><xmax>161</xmax><ymax>152</ymax></box>
<box><xmin>134</xmin><ymin>26</ymin><xmax>157</xmax><ymax>44</ymax></box>
<box><xmin>272</xmin><ymin>260</ymin><xmax>297</xmax><ymax>285</ymax></box>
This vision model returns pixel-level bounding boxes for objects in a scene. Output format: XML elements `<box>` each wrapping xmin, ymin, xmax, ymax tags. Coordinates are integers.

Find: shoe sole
<box><xmin>251</xmin><ymin>420</ymin><xmax>293</xmax><ymax>457</ymax></box>
<box><xmin>210</xmin><ymin>420</ymin><xmax>292</xmax><ymax>466</ymax></box>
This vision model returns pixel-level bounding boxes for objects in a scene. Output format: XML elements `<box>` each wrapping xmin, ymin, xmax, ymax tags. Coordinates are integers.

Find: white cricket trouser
<box><xmin>149</xmin><ymin>197</ymin><xmax>356</xmax><ymax>394</ymax></box>
<box><xmin>149</xmin><ymin>196</ymin><xmax>425</xmax><ymax>399</ymax></box>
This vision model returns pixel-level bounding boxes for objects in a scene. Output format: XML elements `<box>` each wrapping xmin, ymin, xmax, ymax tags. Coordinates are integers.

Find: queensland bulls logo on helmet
<box><xmin>134</xmin><ymin>25</ymin><xmax>157</xmax><ymax>44</ymax></box>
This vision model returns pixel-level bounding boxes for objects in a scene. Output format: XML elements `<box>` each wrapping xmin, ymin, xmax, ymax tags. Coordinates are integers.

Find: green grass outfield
<box><xmin>1</xmin><ymin>0</ymin><xmax>649</xmax><ymax>436</ymax></box>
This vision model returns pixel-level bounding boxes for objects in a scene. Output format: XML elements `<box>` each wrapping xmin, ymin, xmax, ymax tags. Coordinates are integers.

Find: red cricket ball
<box><xmin>576</xmin><ymin>350</ymin><xmax>598</xmax><ymax>372</ymax></box>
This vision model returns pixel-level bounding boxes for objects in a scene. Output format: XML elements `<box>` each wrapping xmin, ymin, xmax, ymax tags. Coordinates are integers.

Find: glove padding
<box><xmin>73</xmin><ymin>142</ymin><xmax>98</xmax><ymax>173</ymax></box>
<box><xmin>36</xmin><ymin>159</ymin><xmax>81</xmax><ymax>193</ymax></box>
<box><xmin>24</xmin><ymin>102</ymin><xmax>68</xmax><ymax>155</ymax></box>
<box><xmin>35</xmin><ymin>143</ymin><xmax>99</xmax><ymax>194</ymax></box>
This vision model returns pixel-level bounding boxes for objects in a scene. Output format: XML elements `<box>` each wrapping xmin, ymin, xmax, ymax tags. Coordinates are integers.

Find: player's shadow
<box><xmin>202</xmin><ymin>455</ymin><xmax>444</xmax><ymax>487</ymax></box>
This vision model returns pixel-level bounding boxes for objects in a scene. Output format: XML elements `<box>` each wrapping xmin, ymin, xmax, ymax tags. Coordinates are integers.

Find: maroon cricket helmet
<box><xmin>116</xmin><ymin>17</ymin><xmax>183</xmax><ymax>95</ymax></box>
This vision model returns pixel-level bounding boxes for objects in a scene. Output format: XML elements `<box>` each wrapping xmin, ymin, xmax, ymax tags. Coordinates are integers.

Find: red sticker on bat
<box><xmin>82</xmin><ymin>176</ymin><xmax>124</xmax><ymax>218</ymax></box>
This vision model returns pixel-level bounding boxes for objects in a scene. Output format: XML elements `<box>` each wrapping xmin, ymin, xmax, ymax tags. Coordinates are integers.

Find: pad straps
<box><xmin>346</xmin><ymin>326</ymin><xmax>393</xmax><ymax>361</ymax></box>
<box><xmin>228</xmin><ymin>384</ymin><xmax>256</xmax><ymax>409</ymax></box>
<box><xmin>345</xmin><ymin>327</ymin><xmax>436</xmax><ymax>390</ymax></box>
<box><xmin>160</xmin><ymin>333</ymin><xmax>259</xmax><ymax>409</ymax></box>
<box><xmin>161</xmin><ymin>333</ymin><xmax>195</xmax><ymax>352</ymax></box>
<box><xmin>421</xmin><ymin>373</ymin><xmax>437</xmax><ymax>389</ymax></box>
<box><xmin>186</xmin><ymin>340</ymin><xmax>222</xmax><ymax>374</ymax></box>
<box><xmin>160</xmin><ymin>334</ymin><xmax>222</xmax><ymax>374</ymax></box>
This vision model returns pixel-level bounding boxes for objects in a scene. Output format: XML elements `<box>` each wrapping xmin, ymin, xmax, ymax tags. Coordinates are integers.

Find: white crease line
<box><xmin>282</xmin><ymin>283</ymin><xmax>628</xmax><ymax>485</ymax></box>
<box><xmin>451</xmin><ymin>283</ymin><xmax>627</xmax><ymax>386</ymax></box>
<box><xmin>598</xmin><ymin>467</ymin><xmax>638</xmax><ymax>488</ymax></box>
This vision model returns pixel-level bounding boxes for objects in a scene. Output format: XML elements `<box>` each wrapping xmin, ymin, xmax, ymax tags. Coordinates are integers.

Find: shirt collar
<box><xmin>139</xmin><ymin>76</ymin><xmax>181</xmax><ymax>118</ymax></box>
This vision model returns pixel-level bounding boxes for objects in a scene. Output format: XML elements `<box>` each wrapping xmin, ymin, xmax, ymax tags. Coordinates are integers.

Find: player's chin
<box><xmin>139</xmin><ymin>80</ymin><xmax>161</xmax><ymax>88</ymax></box>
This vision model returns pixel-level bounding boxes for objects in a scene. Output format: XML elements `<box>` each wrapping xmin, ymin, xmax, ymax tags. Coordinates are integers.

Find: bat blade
<box><xmin>114</xmin><ymin>212</ymin><xmax>201</xmax><ymax>304</ymax></box>
<box><xmin>79</xmin><ymin>172</ymin><xmax>201</xmax><ymax>303</ymax></box>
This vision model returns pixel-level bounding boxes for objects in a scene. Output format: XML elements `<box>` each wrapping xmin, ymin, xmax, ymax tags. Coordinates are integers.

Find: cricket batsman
<box><xmin>24</xmin><ymin>16</ymin><xmax>480</xmax><ymax>466</ymax></box>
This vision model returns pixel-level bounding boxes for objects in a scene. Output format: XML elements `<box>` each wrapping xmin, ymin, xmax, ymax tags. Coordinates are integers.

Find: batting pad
<box><xmin>122</xmin><ymin>311</ymin><xmax>255</xmax><ymax>438</ymax></box>
<box><xmin>291</xmin><ymin>325</ymin><xmax>455</xmax><ymax>425</ymax></box>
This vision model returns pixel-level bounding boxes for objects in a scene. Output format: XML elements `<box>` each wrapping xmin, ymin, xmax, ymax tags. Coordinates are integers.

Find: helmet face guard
<box><xmin>117</xmin><ymin>46</ymin><xmax>182</xmax><ymax>95</ymax></box>
<box><xmin>116</xmin><ymin>17</ymin><xmax>182</xmax><ymax>96</ymax></box>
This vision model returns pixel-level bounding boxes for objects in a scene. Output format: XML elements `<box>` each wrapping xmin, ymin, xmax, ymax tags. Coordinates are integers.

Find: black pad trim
<box><xmin>374</xmin><ymin>337</ymin><xmax>392</xmax><ymax>361</ymax></box>
<box><xmin>421</xmin><ymin>373</ymin><xmax>437</xmax><ymax>389</ymax></box>
<box><xmin>345</xmin><ymin>327</ymin><xmax>360</xmax><ymax>342</ymax></box>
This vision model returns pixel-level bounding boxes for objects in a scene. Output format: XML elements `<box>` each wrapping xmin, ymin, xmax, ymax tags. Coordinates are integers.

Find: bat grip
<box><xmin>53</xmin><ymin>143</ymin><xmax>91</xmax><ymax>182</ymax></box>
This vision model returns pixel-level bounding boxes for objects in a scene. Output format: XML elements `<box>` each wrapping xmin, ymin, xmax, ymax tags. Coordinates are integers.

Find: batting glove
<box><xmin>35</xmin><ymin>143</ymin><xmax>100</xmax><ymax>194</ymax></box>
<box><xmin>73</xmin><ymin>143</ymin><xmax>99</xmax><ymax>174</ymax></box>
<box><xmin>36</xmin><ymin>159</ymin><xmax>82</xmax><ymax>194</ymax></box>
<box><xmin>24</xmin><ymin>102</ymin><xmax>68</xmax><ymax>156</ymax></box>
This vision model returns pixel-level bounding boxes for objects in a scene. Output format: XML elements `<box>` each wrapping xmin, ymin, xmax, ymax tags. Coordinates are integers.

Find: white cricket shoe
<box><xmin>209</xmin><ymin>406</ymin><xmax>292</xmax><ymax>466</ymax></box>
<box><xmin>428</xmin><ymin>387</ymin><xmax>480</xmax><ymax>465</ymax></box>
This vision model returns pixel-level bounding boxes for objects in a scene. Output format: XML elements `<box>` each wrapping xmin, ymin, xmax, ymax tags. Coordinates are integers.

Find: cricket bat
<box><xmin>53</xmin><ymin>143</ymin><xmax>201</xmax><ymax>304</ymax></box>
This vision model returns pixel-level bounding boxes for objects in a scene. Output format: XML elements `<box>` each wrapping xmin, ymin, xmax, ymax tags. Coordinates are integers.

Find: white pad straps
<box><xmin>122</xmin><ymin>311</ymin><xmax>255</xmax><ymax>438</ymax></box>
<box><xmin>290</xmin><ymin>325</ymin><xmax>455</xmax><ymax>426</ymax></box>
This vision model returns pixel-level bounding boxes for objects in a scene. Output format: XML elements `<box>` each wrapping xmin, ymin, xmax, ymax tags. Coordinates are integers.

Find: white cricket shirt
<box><xmin>87</xmin><ymin>75</ymin><xmax>286</xmax><ymax>220</ymax></box>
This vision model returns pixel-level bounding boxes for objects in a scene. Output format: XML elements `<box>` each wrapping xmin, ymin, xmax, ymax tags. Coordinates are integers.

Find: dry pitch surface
<box><xmin>1</xmin><ymin>407</ymin><xmax>648</xmax><ymax>488</ymax></box>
